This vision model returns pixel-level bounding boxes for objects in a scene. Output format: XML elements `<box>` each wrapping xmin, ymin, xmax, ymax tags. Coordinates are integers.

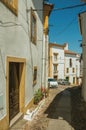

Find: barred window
<box><xmin>31</xmin><ymin>8</ymin><xmax>37</xmax><ymax>44</ymax></box>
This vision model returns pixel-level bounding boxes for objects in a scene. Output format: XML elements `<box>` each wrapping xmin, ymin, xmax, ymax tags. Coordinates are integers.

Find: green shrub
<box><xmin>34</xmin><ymin>89</ymin><xmax>44</xmax><ymax>104</ymax></box>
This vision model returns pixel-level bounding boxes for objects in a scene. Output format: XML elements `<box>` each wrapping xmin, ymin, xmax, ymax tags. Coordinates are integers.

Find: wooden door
<box><xmin>9</xmin><ymin>62</ymin><xmax>20</xmax><ymax>121</ymax></box>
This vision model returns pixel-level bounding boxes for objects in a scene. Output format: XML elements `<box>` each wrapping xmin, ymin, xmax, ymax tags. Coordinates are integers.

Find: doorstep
<box><xmin>9</xmin><ymin>98</ymin><xmax>45</xmax><ymax>130</ymax></box>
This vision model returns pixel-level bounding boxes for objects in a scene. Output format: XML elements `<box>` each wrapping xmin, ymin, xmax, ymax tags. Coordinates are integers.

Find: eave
<box><xmin>43</xmin><ymin>3</ymin><xmax>54</xmax><ymax>16</ymax></box>
<box><xmin>65</xmin><ymin>50</ymin><xmax>77</xmax><ymax>55</ymax></box>
<box><xmin>49</xmin><ymin>43</ymin><xmax>66</xmax><ymax>49</ymax></box>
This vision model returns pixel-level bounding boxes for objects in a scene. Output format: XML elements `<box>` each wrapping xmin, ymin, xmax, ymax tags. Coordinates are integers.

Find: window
<box><xmin>31</xmin><ymin>8</ymin><xmax>37</xmax><ymax>44</ymax></box>
<box><xmin>53</xmin><ymin>64</ymin><xmax>57</xmax><ymax>73</ymax></box>
<box><xmin>72</xmin><ymin>68</ymin><xmax>75</xmax><ymax>73</ymax></box>
<box><xmin>69</xmin><ymin>58</ymin><xmax>72</xmax><ymax>67</ymax></box>
<box><xmin>53</xmin><ymin>53</ymin><xmax>58</xmax><ymax>61</ymax></box>
<box><xmin>33</xmin><ymin>66</ymin><xmax>37</xmax><ymax>85</ymax></box>
<box><xmin>73</xmin><ymin>77</ymin><xmax>75</xmax><ymax>84</ymax></box>
<box><xmin>1</xmin><ymin>0</ymin><xmax>18</xmax><ymax>15</ymax></box>
<box><xmin>66</xmin><ymin>68</ymin><xmax>69</xmax><ymax>73</ymax></box>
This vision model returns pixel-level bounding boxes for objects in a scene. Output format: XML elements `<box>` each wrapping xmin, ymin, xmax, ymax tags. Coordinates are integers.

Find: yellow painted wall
<box><xmin>43</xmin><ymin>4</ymin><xmax>53</xmax><ymax>35</ymax></box>
<box><xmin>0</xmin><ymin>116</ymin><xmax>9</xmax><ymax>130</ymax></box>
<box><xmin>1</xmin><ymin>0</ymin><xmax>18</xmax><ymax>15</ymax></box>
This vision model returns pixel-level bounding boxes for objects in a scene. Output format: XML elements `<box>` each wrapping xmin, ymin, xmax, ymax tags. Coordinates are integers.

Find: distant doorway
<box><xmin>54</xmin><ymin>75</ymin><xmax>58</xmax><ymax>80</ymax></box>
<box><xmin>66</xmin><ymin>76</ymin><xmax>69</xmax><ymax>81</ymax></box>
<box><xmin>73</xmin><ymin>77</ymin><xmax>75</xmax><ymax>84</ymax></box>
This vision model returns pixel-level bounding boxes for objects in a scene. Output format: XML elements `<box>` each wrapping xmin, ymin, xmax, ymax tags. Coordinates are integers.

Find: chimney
<box><xmin>64</xmin><ymin>43</ymin><xmax>68</xmax><ymax>50</ymax></box>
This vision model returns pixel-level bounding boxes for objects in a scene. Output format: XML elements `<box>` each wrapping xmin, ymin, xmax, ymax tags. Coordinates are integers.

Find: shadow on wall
<box><xmin>44</xmin><ymin>86</ymin><xmax>86</xmax><ymax>130</ymax></box>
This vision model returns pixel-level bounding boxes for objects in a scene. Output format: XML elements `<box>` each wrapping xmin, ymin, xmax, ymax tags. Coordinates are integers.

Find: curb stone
<box><xmin>23</xmin><ymin>98</ymin><xmax>45</xmax><ymax>121</ymax></box>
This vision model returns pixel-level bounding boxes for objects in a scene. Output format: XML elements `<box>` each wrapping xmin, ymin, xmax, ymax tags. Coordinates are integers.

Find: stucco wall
<box><xmin>0</xmin><ymin>0</ymin><xmax>43</xmax><ymax>121</ymax></box>
<box><xmin>80</xmin><ymin>12</ymin><xmax>86</xmax><ymax>101</ymax></box>
<box><xmin>52</xmin><ymin>47</ymin><xmax>65</xmax><ymax>79</ymax></box>
<box><xmin>65</xmin><ymin>54</ymin><xmax>79</xmax><ymax>84</ymax></box>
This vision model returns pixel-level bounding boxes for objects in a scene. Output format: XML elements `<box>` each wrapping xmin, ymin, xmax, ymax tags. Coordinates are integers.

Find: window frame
<box><xmin>30</xmin><ymin>7</ymin><xmax>37</xmax><ymax>45</ymax></box>
<box><xmin>1</xmin><ymin>0</ymin><xmax>18</xmax><ymax>15</ymax></box>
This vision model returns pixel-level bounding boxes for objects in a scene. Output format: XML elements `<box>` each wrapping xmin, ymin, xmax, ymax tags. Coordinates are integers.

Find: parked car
<box><xmin>58</xmin><ymin>79</ymin><xmax>64</xmax><ymax>85</ymax></box>
<box><xmin>58</xmin><ymin>79</ymin><xmax>70</xmax><ymax>85</ymax></box>
<box><xmin>48</xmin><ymin>78</ymin><xmax>58</xmax><ymax>88</ymax></box>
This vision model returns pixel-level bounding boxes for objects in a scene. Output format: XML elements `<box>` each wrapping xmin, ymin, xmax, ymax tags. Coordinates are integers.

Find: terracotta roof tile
<box><xmin>65</xmin><ymin>50</ymin><xmax>77</xmax><ymax>55</ymax></box>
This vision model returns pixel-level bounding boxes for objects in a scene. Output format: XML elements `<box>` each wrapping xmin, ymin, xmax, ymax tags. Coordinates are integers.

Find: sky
<box><xmin>47</xmin><ymin>0</ymin><xmax>86</xmax><ymax>53</ymax></box>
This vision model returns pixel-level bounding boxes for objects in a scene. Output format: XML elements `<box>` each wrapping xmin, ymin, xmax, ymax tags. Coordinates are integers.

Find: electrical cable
<box><xmin>53</xmin><ymin>3</ymin><xmax>86</xmax><ymax>11</ymax></box>
<box><xmin>30</xmin><ymin>3</ymin><xmax>86</xmax><ymax>11</ymax></box>
<box><xmin>50</xmin><ymin>6</ymin><xmax>84</xmax><ymax>36</ymax></box>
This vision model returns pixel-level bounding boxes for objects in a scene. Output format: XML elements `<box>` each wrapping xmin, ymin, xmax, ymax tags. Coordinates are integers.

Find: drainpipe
<box><xmin>44</xmin><ymin>34</ymin><xmax>47</xmax><ymax>89</ymax></box>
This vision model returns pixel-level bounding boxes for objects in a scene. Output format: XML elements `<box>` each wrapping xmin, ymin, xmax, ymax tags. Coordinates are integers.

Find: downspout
<box><xmin>44</xmin><ymin>33</ymin><xmax>47</xmax><ymax>88</ymax></box>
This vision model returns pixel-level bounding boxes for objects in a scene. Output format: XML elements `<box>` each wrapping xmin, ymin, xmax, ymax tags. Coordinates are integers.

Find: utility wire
<box><xmin>53</xmin><ymin>3</ymin><xmax>86</xmax><ymax>11</ymax></box>
<box><xmin>32</xmin><ymin>3</ymin><xmax>86</xmax><ymax>11</ymax></box>
<box><xmin>51</xmin><ymin>6</ymin><xmax>84</xmax><ymax>36</ymax></box>
<box><xmin>57</xmin><ymin>18</ymin><xmax>77</xmax><ymax>35</ymax></box>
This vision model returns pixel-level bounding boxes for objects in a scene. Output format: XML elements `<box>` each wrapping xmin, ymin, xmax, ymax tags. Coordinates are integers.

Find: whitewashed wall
<box><xmin>65</xmin><ymin>54</ymin><xmax>79</xmax><ymax>84</ymax></box>
<box><xmin>52</xmin><ymin>46</ymin><xmax>65</xmax><ymax>79</ymax></box>
<box><xmin>0</xmin><ymin>0</ymin><xmax>43</xmax><ymax>119</ymax></box>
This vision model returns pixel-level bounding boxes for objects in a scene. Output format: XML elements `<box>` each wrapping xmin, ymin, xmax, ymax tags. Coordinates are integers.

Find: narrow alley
<box><xmin>24</xmin><ymin>85</ymin><xmax>86</xmax><ymax>130</ymax></box>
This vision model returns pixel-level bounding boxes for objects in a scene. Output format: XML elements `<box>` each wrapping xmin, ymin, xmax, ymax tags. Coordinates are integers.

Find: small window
<box><xmin>31</xmin><ymin>8</ymin><xmax>37</xmax><ymax>44</ymax></box>
<box><xmin>33</xmin><ymin>66</ymin><xmax>37</xmax><ymax>85</ymax></box>
<box><xmin>53</xmin><ymin>53</ymin><xmax>58</xmax><ymax>61</ymax></box>
<box><xmin>66</xmin><ymin>68</ymin><xmax>69</xmax><ymax>73</ymax></box>
<box><xmin>72</xmin><ymin>68</ymin><xmax>75</xmax><ymax>73</ymax></box>
<box><xmin>1</xmin><ymin>0</ymin><xmax>18</xmax><ymax>15</ymax></box>
<box><xmin>53</xmin><ymin>64</ymin><xmax>58</xmax><ymax>73</ymax></box>
<box><xmin>69</xmin><ymin>58</ymin><xmax>72</xmax><ymax>67</ymax></box>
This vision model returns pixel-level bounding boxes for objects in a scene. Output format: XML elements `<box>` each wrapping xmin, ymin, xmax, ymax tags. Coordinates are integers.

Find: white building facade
<box><xmin>48</xmin><ymin>43</ymin><xmax>80</xmax><ymax>85</ymax></box>
<box><xmin>64</xmin><ymin>50</ymin><xmax>80</xmax><ymax>85</ymax></box>
<box><xmin>0</xmin><ymin>0</ymin><xmax>44</xmax><ymax>129</ymax></box>
<box><xmin>49</xmin><ymin>43</ymin><xmax>65</xmax><ymax>80</ymax></box>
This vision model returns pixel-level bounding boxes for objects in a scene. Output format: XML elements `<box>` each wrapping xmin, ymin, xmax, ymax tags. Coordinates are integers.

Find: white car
<box><xmin>48</xmin><ymin>78</ymin><xmax>58</xmax><ymax>88</ymax></box>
